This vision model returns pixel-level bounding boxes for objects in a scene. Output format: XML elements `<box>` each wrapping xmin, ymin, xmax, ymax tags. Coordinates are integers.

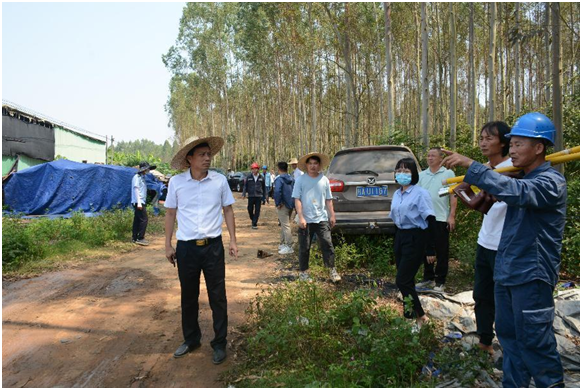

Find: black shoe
<box><xmin>173</xmin><ymin>342</ymin><xmax>201</xmax><ymax>358</ymax></box>
<box><xmin>212</xmin><ymin>347</ymin><xmax>227</xmax><ymax>365</ymax></box>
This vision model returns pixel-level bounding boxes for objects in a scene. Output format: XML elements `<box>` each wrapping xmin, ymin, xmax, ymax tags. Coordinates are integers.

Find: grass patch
<box><xmin>225</xmin><ymin>282</ymin><xmax>494</xmax><ymax>387</ymax></box>
<box><xmin>226</xmin><ymin>282</ymin><xmax>440</xmax><ymax>387</ymax></box>
<box><xmin>2</xmin><ymin>206</ymin><xmax>165</xmax><ymax>277</ymax></box>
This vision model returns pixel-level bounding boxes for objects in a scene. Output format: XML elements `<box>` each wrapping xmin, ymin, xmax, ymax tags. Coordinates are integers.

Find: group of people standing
<box><xmin>390</xmin><ymin>112</ymin><xmax>567</xmax><ymax>388</ymax></box>
<box><xmin>147</xmin><ymin>111</ymin><xmax>565</xmax><ymax>387</ymax></box>
<box><xmin>240</xmin><ymin>154</ymin><xmax>341</xmax><ymax>284</ymax></box>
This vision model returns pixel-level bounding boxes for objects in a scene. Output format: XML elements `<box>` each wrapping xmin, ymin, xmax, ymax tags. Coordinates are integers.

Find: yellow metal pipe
<box><xmin>442</xmin><ymin>150</ymin><xmax>580</xmax><ymax>185</ymax></box>
<box><xmin>547</xmin><ymin>145</ymin><xmax>580</xmax><ymax>159</ymax></box>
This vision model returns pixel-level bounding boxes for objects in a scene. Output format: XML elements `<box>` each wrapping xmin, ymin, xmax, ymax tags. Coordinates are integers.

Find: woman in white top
<box><xmin>473</xmin><ymin>121</ymin><xmax>512</xmax><ymax>354</ymax></box>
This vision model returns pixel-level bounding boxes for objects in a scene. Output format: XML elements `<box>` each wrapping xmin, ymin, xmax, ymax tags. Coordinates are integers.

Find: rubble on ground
<box><xmin>418</xmin><ymin>287</ymin><xmax>580</xmax><ymax>387</ymax></box>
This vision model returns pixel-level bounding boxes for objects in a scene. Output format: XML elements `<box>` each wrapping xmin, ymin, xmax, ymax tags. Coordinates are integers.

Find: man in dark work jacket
<box><xmin>242</xmin><ymin>162</ymin><xmax>266</xmax><ymax>229</ymax></box>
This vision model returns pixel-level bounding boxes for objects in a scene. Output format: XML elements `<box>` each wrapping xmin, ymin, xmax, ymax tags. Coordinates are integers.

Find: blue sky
<box><xmin>2</xmin><ymin>2</ymin><xmax>186</xmax><ymax>145</ymax></box>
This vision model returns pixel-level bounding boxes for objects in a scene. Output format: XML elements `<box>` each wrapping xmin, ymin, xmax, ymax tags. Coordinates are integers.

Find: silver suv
<box><xmin>327</xmin><ymin>145</ymin><xmax>421</xmax><ymax>235</ymax></box>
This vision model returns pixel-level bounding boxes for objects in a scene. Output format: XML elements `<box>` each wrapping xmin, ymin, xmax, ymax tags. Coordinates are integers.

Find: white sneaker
<box><xmin>330</xmin><ymin>267</ymin><xmax>341</xmax><ymax>283</ymax></box>
<box><xmin>298</xmin><ymin>271</ymin><xmax>312</xmax><ymax>282</ymax></box>
<box><xmin>278</xmin><ymin>245</ymin><xmax>294</xmax><ymax>255</ymax></box>
<box><xmin>278</xmin><ymin>244</ymin><xmax>285</xmax><ymax>250</ymax></box>
<box><xmin>415</xmin><ymin>280</ymin><xmax>435</xmax><ymax>291</ymax></box>
<box><xmin>433</xmin><ymin>284</ymin><xmax>446</xmax><ymax>293</ymax></box>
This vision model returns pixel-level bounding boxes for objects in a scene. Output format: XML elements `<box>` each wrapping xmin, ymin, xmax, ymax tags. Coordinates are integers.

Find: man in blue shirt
<box><xmin>292</xmin><ymin>152</ymin><xmax>341</xmax><ymax>283</ymax></box>
<box><xmin>442</xmin><ymin>113</ymin><xmax>566</xmax><ymax>388</ymax></box>
<box><xmin>262</xmin><ymin>165</ymin><xmax>272</xmax><ymax>204</ymax></box>
<box><xmin>132</xmin><ymin>161</ymin><xmax>156</xmax><ymax>246</ymax></box>
<box><xmin>274</xmin><ymin>161</ymin><xmax>295</xmax><ymax>255</ymax></box>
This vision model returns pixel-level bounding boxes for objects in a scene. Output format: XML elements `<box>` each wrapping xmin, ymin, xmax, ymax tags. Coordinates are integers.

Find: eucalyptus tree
<box><xmin>421</xmin><ymin>3</ymin><xmax>429</xmax><ymax>149</ymax></box>
<box><xmin>488</xmin><ymin>3</ymin><xmax>497</xmax><ymax>121</ymax></box>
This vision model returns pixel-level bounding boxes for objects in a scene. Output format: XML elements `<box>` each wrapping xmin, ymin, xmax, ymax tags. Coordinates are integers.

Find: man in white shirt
<box><xmin>165</xmin><ymin>136</ymin><xmax>238</xmax><ymax>365</ymax></box>
<box><xmin>131</xmin><ymin>161</ymin><xmax>156</xmax><ymax>246</ymax></box>
<box><xmin>289</xmin><ymin>157</ymin><xmax>304</xmax><ymax>181</ymax></box>
<box><xmin>472</xmin><ymin>121</ymin><xmax>512</xmax><ymax>354</ymax></box>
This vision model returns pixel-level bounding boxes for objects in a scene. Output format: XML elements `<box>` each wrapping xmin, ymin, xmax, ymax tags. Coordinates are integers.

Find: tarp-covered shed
<box><xmin>3</xmin><ymin>160</ymin><xmax>164</xmax><ymax>216</ymax></box>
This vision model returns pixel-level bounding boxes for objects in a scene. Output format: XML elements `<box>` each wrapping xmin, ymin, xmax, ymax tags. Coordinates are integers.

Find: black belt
<box><xmin>183</xmin><ymin>236</ymin><xmax>222</xmax><ymax>246</ymax></box>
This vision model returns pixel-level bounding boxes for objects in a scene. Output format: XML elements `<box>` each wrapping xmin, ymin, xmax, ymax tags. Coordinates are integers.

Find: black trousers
<box><xmin>473</xmin><ymin>244</ymin><xmax>497</xmax><ymax>346</ymax></box>
<box><xmin>394</xmin><ymin>228</ymin><xmax>427</xmax><ymax>319</ymax></box>
<box><xmin>422</xmin><ymin>220</ymin><xmax>449</xmax><ymax>285</ymax></box>
<box><xmin>298</xmin><ymin>221</ymin><xmax>335</xmax><ymax>271</ymax></box>
<box><xmin>132</xmin><ymin>204</ymin><xmax>148</xmax><ymax>241</ymax></box>
<box><xmin>176</xmin><ymin>237</ymin><xmax>227</xmax><ymax>349</ymax></box>
<box><xmin>247</xmin><ymin>197</ymin><xmax>262</xmax><ymax>226</ymax></box>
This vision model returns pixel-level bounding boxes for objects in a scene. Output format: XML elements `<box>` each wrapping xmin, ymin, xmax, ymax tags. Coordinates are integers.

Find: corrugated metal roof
<box><xmin>2</xmin><ymin>99</ymin><xmax>107</xmax><ymax>143</ymax></box>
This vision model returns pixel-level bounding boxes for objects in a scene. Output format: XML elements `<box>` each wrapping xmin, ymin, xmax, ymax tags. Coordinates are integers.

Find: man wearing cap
<box><xmin>165</xmin><ymin>136</ymin><xmax>238</xmax><ymax>365</ymax></box>
<box><xmin>442</xmin><ymin>113</ymin><xmax>566</xmax><ymax>388</ymax></box>
<box><xmin>262</xmin><ymin>165</ymin><xmax>272</xmax><ymax>205</ymax></box>
<box><xmin>242</xmin><ymin>162</ymin><xmax>266</xmax><ymax>229</ymax></box>
<box><xmin>292</xmin><ymin>152</ymin><xmax>341</xmax><ymax>283</ymax></box>
<box><xmin>132</xmin><ymin>161</ymin><xmax>156</xmax><ymax>246</ymax></box>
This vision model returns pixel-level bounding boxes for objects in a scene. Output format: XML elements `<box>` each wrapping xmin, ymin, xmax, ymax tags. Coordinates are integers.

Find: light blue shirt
<box><xmin>389</xmin><ymin>185</ymin><xmax>434</xmax><ymax>229</ymax></box>
<box><xmin>263</xmin><ymin>171</ymin><xmax>272</xmax><ymax>187</ymax></box>
<box><xmin>131</xmin><ymin>174</ymin><xmax>147</xmax><ymax>205</ymax></box>
<box><xmin>292</xmin><ymin>173</ymin><xmax>332</xmax><ymax>223</ymax></box>
<box><xmin>418</xmin><ymin>166</ymin><xmax>455</xmax><ymax>222</ymax></box>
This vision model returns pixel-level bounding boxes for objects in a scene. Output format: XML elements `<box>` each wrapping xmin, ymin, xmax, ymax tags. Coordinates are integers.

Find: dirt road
<box><xmin>2</xmin><ymin>199</ymin><xmax>285</xmax><ymax>387</ymax></box>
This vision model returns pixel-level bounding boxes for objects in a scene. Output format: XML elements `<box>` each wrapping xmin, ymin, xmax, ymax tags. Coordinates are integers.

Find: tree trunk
<box><xmin>383</xmin><ymin>2</ymin><xmax>395</xmax><ymax>136</ymax></box>
<box><xmin>421</xmin><ymin>3</ymin><xmax>429</xmax><ymax>149</ymax></box>
<box><xmin>551</xmin><ymin>3</ymin><xmax>563</xmax><ymax>162</ymax></box>
<box><xmin>514</xmin><ymin>3</ymin><xmax>521</xmax><ymax>114</ymax></box>
<box><xmin>324</xmin><ymin>5</ymin><xmax>356</xmax><ymax>148</ymax></box>
<box><xmin>449</xmin><ymin>3</ymin><xmax>456</xmax><ymax>149</ymax></box>
<box><xmin>469</xmin><ymin>3</ymin><xmax>477</xmax><ymax>145</ymax></box>
<box><xmin>488</xmin><ymin>3</ymin><xmax>496</xmax><ymax>122</ymax></box>
<box><xmin>544</xmin><ymin>3</ymin><xmax>552</xmax><ymax>105</ymax></box>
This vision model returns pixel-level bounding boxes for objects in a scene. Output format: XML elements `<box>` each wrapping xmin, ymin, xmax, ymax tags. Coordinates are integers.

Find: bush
<box><xmin>307</xmin><ymin>235</ymin><xmax>396</xmax><ymax>278</ymax></box>
<box><xmin>231</xmin><ymin>282</ymin><xmax>438</xmax><ymax>387</ymax></box>
<box><xmin>561</xmin><ymin>178</ymin><xmax>580</xmax><ymax>277</ymax></box>
<box><xmin>2</xmin><ymin>217</ymin><xmax>45</xmax><ymax>270</ymax></box>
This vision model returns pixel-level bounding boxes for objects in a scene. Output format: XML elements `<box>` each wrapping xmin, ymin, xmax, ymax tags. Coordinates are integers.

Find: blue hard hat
<box><xmin>506</xmin><ymin>112</ymin><xmax>555</xmax><ymax>145</ymax></box>
<box><xmin>262</xmin><ymin>165</ymin><xmax>267</xmax><ymax>169</ymax></box>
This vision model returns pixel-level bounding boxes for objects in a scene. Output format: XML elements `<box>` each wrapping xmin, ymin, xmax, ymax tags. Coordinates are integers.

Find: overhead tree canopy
<box><xmin>163</xmin><ymin>2</ymin><xmax>580</xmax><ymax>170</ymax></box>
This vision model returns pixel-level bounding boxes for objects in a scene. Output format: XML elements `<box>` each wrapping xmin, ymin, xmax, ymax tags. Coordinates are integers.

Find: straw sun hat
<box><xmin>170</xmin><ymin>136</ymin><xmax>224</xmax><ymax>170</ymax></box>
<box><xmin>297</xmin><ymin>152</ymin><xmax>330</xmax><ymax>172</ymax></box>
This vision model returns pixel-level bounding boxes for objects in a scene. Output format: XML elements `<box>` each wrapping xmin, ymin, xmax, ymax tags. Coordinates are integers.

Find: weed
<box><xmin>2</xmin><ymin>207</ymin><xmax>164</xmax><ymax>274</ymax></box>
<box><xmin>229</xmin><ymin>282</ymin><xmax>439</xmax><ymax>387</ymax></box>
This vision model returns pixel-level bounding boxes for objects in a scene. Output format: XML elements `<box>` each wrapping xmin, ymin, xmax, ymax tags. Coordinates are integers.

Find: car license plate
<box><xmin>356</xmin><ymin>186</ymin><xmax>388</xmax><ymax>197</ymax></box>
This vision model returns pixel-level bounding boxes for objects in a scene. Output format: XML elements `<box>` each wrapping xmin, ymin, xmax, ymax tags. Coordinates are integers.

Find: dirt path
<box><xmin>2</xmin><ymin>199</ymin><xmax>285</xmax><ymax>388</ymax></box>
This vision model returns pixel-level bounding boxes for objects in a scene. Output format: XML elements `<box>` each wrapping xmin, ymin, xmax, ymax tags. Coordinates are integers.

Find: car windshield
<box><xmin>328</xmin><ymin>150</ymin><xmax>413</xmax><ymax>175</ymax></box>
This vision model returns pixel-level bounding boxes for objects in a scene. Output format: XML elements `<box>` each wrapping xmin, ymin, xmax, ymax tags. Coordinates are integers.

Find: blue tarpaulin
<box><xmin>3</xmin><ymin>160</ymin><xmax>165</xmax><ymax>216</ymax></box>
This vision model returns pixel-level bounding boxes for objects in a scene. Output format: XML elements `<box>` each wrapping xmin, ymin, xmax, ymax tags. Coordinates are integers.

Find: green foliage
<box><xmin>230</xmin><ymin>282</ymin><xmax>439</xmax><ymax>387</ymax></box>
<box><xmin>2</xmin><ymin>208</ymin><xmax>166</xmax><ymax>273</ymax></box>
<box><xmin>2</xmin><ymin>218</ymin><xmax>45</xmax><ymax>269</ymax></box>
<box><xmin>433</xmin><ymin>344</ymin><xmax>494</xmax><ymax>387</ymax></box>
<box><xmin>307</xmin><ymin>235</ymin><xmax>396</xmax><ymax>278</ymax></box>
<box><xmin>561</xmin><ymin>177</ymin><xmax>580</xmax><ymax>277</ymax></box>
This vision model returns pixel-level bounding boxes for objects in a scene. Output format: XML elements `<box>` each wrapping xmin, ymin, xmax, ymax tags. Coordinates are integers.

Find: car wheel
<box><xmin>237</xmin><ymin>183</ymin><xmax>242</xmax><ymax>192</ymax></box>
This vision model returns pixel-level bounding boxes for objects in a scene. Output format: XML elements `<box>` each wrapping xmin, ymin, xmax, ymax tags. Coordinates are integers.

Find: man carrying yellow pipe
<box><xmin>442</xmin><ymin>112</ymin><xmax>566</xmax><ymax>388</ymax></box>
<box><xmin>442</xmin><ymin>147</ymin><xmax>579</xmax><ymax>186</ymax></box>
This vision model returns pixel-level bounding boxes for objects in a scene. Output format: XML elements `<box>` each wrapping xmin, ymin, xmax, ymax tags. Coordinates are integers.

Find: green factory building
<box><xmin>2</xmin><ymin>100</ymin><xmax>107</xmax><ymax>175</ymax></box>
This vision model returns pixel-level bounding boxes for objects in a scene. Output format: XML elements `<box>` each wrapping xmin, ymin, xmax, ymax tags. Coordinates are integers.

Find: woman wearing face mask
<box><xmin>389</xmin><ymin>158</ymin><xmax>437</xmax><ymax>329</ymax></box>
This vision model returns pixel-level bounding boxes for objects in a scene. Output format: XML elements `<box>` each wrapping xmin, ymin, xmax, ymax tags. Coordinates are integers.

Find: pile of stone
<box><xmin>417</xmin><ymin>288</ymin><xmax>580</xmax><ymax>387</ymax></box>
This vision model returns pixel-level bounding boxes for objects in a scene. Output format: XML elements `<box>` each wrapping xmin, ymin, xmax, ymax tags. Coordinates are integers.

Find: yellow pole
<box><xmin>443</xmin><ymin>150</ymin><xmax>580</xmax><ymax>185</ymax></box>
<box><xmin>546</xmin><ymin>145</ymin><xmax>580</xmax><ymax>159</ymax></box>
